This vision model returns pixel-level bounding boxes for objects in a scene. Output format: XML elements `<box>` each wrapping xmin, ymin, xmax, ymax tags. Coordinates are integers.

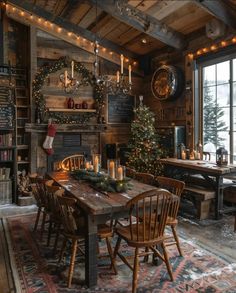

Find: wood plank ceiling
<box><xmin>6</xmin><ymin>0</ymin><xmax>236</xmax><ymax>58</ymax></box>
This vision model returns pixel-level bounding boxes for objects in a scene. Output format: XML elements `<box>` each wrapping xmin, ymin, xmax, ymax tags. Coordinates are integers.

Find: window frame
<box><xmin>195</xmin><ymin>50</ymin><xmax>236</xmax><ymax>164</ymax></box>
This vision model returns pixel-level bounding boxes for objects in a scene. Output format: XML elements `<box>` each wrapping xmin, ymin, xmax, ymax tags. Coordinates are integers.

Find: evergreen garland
<box><xmin>73</xmin><ymin>169</ymin><xmax>132</xmax><ymax>193</ymax></box>
<box><xmin>33</xmin><ymin>57</ymin><xmax>105</xmax><ymax>124</ymax></box>
<box><xmin>127</xmin><ymin>102</ymin><xmax>163</xmax><ymax>176</ymax></box>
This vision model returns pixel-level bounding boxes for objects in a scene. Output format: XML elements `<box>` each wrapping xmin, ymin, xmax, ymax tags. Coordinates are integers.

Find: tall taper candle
<box><xmin>120</xmin><ymin>54</ymin><xmax>124</xmax><ymax>74</ymax></box>
<box><xmin>128</xmin><ymin>65</ymin><xmax>132</xmax><ymax>84</ymax></box>
<box><xmin>116</xmin><ymin>71</ymin><xmax>120</xmax><ymax>83</ymax></box>
<box><xmin>71</xmin><ymin>61</ymin><xmax>74</xmax><ymax>79</ymax></box>
<box><xmin>64</xmin><ymin>70</ymin><xmax>68</xmax><ymax>87</ymax></box>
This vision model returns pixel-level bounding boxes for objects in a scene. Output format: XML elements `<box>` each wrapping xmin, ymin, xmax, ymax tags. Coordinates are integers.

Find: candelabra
<box><xmin>60</xmin><ymin>61</ymin><xmax>88</xmax><ymax>94</ymax></box>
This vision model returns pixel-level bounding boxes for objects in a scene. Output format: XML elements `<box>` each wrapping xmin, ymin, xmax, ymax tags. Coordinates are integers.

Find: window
<box><xmin>200</xmin><ymin>56</ymin><xmax>236</xmax><ymax>164</ymax></box>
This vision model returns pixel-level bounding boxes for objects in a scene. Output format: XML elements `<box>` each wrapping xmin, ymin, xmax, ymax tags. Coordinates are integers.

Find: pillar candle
<box><xmin>64</xmin><ymin>70</ymin><xmax>68</xmax><ymax>87</ymax></box>
<box><xmin>71</xmin><ymin>61</ymin><xmax>74</xmax><ymax>79</ymax></box>
<box><xmin>109</xmin><ymin>161</ymin><xmax>115</xmax><ymax>179</ymax></box>
<box><xmin>120</xmin><ymin>54</ymin><xmax>124</xmax><ymax>74</ymax></box>
<box><xmin>85</xmin><ymin>161</ymin><xmax>90</xmax><ymax>170</ymax></box>
<box><xmin>116</xmin><ymin>71</ymin><xmax>120</xmax><ymax>83</ymax></box>
<box><xmin>128</xmin><ymin>65</ymin><xmax>132</xmax><ymax>84</ymax></box>
<box><xmin>181</xmin><ymin>151</ymin><xmax>186</xmax><ymax>160</ymax></box>
<box><xmin>94</xmin><ymin>156</ymin><xmax>99</xmax><ymax>173</ymax></box>
<box><xmin>117</xmin><ymin>166</ymin><xmax>123</xmax><ymax>181</ymax></box>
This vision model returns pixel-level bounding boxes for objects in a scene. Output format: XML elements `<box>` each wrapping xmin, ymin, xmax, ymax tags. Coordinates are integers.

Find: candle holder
<box><xmin>92</xmin><ymin>154</ymin><xmax>101</xmax><ymax>173</ymax></box>
<box><xmin>107</xmin><ymin>159</ymin><xmax>119</xmax><ymax>179</ymax></box>
<box><xmin>116</xmin><ymin>165</ymin><xmax>126</xmax><ymax>181</ymax></box>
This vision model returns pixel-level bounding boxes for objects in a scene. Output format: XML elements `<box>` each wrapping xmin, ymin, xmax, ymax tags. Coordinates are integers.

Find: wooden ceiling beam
<box><xmin>60</xmin><ymin>0</ymin><xmax>80</xmax><ymax>18</ymax></box>
<box><xmin>7</xmin><ymin>0</ymin><xmax>139</xmax><ymax>60</ymax></box>
<box><xmin>86</xmin><ymin>0</ymin><xmax>187</xmax><ymax>50</ymax></box>
<box><xmin>194</xmin><ymin>0</ymin><xmax>236</xmax><ymax>30</ymax></box>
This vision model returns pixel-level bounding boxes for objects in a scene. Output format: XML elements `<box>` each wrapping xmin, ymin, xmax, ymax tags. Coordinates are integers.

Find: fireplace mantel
<box><xmin>25</xmin><ymin>123</ymin><xmax>107</xmax><ymax>133</ymax></box>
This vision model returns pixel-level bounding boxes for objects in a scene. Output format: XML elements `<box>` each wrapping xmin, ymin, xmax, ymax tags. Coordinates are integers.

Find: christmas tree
<box><xmin>203</xmin><ymin>82</ymin><xmax>227</xmax><ymax>147</ymax></box>
<box><xmin>127</xmin><ymin>96</ymin><xmax>162</xmax><ymax>176</ymax></box>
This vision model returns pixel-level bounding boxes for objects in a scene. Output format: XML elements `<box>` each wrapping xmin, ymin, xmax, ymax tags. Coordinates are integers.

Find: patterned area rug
<box><xmin>3</xmin><ymin>214</ymin><xmax>236</xmax><ymax>293</ymax></box>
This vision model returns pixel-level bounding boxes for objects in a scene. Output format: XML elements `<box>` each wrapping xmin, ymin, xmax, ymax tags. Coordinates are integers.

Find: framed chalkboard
<box><xmin>107</xmin><ymin>94</ymin><xmax>135</xmax><ymax>124</ymax></box>
<box><xmin>0</xmin><ymin>87</ymin><xmax>14</xmax><ymax>129</ymax></box>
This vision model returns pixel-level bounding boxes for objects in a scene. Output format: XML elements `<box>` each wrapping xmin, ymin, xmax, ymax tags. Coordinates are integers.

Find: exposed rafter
<box><xmin>86</xmin><ymin>0</ymin><xmax>187</xmax><ymax>50</ymax></box>
<box><xmin>194</xmin><ymin>0</ymin><xmax>236</xmax><ymax>30</ymax></box>
<box><xmin>60</xmin><ymin>0</ymin><xmax>79</xmax><ymax>18</ymax></box>
<box><xmin>7</xmin><ymin>0</ymin><xmax>138</xmax><ymax>59</ymax></box>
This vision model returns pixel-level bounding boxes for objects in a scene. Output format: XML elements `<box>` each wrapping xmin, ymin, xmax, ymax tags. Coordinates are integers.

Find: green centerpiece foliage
<box><xmin>73</xmin><ymin>169</ymin><xmax>132</xmax><ymax>193</ymax></box>
<box><xmin>127</xmin><ymin>101</ymin><xmax>163</xmax><ymax>176</ymax></box>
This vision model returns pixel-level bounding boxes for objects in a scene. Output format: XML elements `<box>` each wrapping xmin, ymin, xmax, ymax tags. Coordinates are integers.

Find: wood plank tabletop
<box><xmin>47</xmin><ymin>171</ymin><xmax>156</xmax><ymax>215</ymax></box>
<box><xmin>160</xmin><ymin>158</ymin><xmax>236</xmax><ymax>175</ymax></box>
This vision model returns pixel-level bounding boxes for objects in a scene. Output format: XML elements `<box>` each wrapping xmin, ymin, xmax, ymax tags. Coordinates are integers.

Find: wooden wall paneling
<box><xmin>30</xmin><ymin>26</ymin><xmax>37</xmax><ymax>124</ymax></box>
<box><xmin>185</xmin><ymin>55</ymin><xmax>194</xmax><ymax>149</ymax></box>
<box><xmin>0</xmin><ymin>9</ymin><xmax>4</xmax><ymax>64</ymax></box>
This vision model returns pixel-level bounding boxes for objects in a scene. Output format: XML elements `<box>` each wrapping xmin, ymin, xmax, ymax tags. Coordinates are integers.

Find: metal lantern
<box><xmin>216</xmin><ymin>147</ymin><xmax>228</xmax><ymax>166</ymax></box>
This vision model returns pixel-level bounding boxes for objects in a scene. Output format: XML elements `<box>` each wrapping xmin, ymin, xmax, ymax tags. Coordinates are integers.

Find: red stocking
<box><xmin>43</xmin><ymin>123</ymin><xmax>56</xmax><ymax>155</ymax></box>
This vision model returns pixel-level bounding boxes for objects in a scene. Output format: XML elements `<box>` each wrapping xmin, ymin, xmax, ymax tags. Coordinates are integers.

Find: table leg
<box><xmin>85</xmin><ymin>214</ymin><xmax>98</xmax><ymax>288</ymax></box>
<box><xmin>215</xmin><ymin>176</ymin><xmax>223</xmax><ymax>220</ymax></box>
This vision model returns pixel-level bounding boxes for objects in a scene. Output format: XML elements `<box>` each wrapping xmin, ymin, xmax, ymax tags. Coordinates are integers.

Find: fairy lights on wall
<box><xmin>1</xmin><ymin>2</ymin><xmax>138</xmax><ymax>69</ymax></box>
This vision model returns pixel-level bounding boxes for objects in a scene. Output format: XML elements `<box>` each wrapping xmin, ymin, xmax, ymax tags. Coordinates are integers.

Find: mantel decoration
<box><xmin>33</xmin><ymin>57</ymin><xmax>105</xmax><ymax>124</ymax></box>
<box><xmin>73</xmin><ymin>169</ymin><xmax>132</xmax><ymax>193</ymax></box>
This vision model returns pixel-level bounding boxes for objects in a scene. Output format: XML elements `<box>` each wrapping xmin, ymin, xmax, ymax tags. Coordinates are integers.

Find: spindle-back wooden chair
<box><xmin>135</xmin><ymin>172</ymin><xmax>155</xmax><ymax>185</ymax></box>
<box><xmin>61</xmin><ymin>154</ymin><xmax>84</xmax><ymax>171</ymax></box>
<box><xmin>113</xmin><ymin>189</ymin><xmax>179</xmax><ymax>293</ymax></box>
<box><xmin>155</xmin><ymin>176</ymin><xmax>185</xmax><ymax>256</ymax></box>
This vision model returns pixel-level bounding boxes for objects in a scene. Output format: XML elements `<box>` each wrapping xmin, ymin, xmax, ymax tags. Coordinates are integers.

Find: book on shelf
<box><xmin>0</xmin><ymin>150</ymin><xmax>12</xmax><ymax>161</ymax></box>
<box><xmin>0</xmin><ymin>133</ymin><xmax>13</xmax><ymax>146</ymax></box>
<box><xmin>0</xmin><ymin>180</ymin><xmax>12</xmax><ymax>204</ymax></box>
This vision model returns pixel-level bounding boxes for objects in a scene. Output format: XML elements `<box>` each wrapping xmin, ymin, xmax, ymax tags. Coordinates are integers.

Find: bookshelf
<box><xmin>0</xmin><ymin>85</ymin><xmax>17</xmax><ymax>203</ymax></box>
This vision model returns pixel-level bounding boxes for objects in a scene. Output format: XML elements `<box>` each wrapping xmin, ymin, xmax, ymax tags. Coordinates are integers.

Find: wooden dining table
<box><xmin>47</xmin><ymin>171</ymin><xmax>158</xmax><ymax>288</ymax></box>
<box><xmin>160</xmin><ymin>158</ymin><xmax>236</xmax><ymax>219</ymax></box>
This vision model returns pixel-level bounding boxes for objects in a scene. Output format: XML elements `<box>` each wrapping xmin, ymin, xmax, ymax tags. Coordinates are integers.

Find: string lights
<box><xmin>188</xmin><ymin>37</ymin><xmax>236</xmax><ymax>60</ymax></box>
<box><xmin>3</xmin><ymin>2</ymin><xmax>138</xmax><ymax>71</ymax></box>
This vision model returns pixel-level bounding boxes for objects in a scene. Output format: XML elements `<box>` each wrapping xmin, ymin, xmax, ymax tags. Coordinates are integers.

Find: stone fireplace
<box><xmin>25</xmin><ymin>123</ymin><xmax>107</xmax><ymax>173</ymax></box>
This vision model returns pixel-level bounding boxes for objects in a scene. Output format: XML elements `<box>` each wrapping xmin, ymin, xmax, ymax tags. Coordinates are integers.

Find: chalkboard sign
<box><xmin>107</xmin><ymin>94</ymin><xmax>135</xmax><ymax>124</ymax></box>
<box><xmin>0</xmin><ymin>87</ymin><xmax>14</xmax><ymax>129</ymax></box>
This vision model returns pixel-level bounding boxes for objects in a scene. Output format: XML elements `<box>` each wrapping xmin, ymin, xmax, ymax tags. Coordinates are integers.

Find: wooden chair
<box><xmin>155</xmin><ymin>176</ymin><xmax>185</xmax><ymax>256</ymax></box>
<box><xmin>135</xmin><ymin>172</ymin><xmax>155</xmax><ymax>185</ymax></box>
<box><xmin>45</xmin><ymin>185</ymin><xmax>65</xmax><ymax>248</ymax></box>
<box><xmin>61</xmin><ymin>154</ymin><xmax>84</xmax><ymax>171</ymax></box>
<box><xmin>126</xmin><ymin>167</ymin><xmax>136</xmax><ymax>179</ymax></box>
<box><xmin>57</xmin><ymin>196</ymin><xmax>117</xmax><ymax>288</ymax></box>
<box><xmin>203</xmin><ymin>151</ymin><xmax>211</xmax><ymax>161</ymax></box>
<box><xmin>31</xmin><ymin>178</ymin><xmax>54</xmax><ymax>234</ymax></box>
<box><xmin>113</xmin><ymin>189</ymin><xmax>178</xmax><ymax>293</ymax></box>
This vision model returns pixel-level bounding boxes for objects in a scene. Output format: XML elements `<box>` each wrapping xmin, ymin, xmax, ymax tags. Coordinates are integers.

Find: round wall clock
<box><xmin>151</xmin><ymin>65</ymin><xmax>184</xmax><ymax>101</ymax></box>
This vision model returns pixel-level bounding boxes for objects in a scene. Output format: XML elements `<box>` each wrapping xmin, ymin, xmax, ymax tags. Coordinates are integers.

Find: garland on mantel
<box><xmin>33</xmin><ymin>57</ymin><xmax>105</xmax><ymax>124</ymax></box>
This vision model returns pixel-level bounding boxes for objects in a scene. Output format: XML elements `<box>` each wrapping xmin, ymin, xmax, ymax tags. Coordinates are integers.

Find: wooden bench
<box><xmin>182</xmin><ymin>176</ymin><xmax>215</xmax><ymax>220</ymax></box>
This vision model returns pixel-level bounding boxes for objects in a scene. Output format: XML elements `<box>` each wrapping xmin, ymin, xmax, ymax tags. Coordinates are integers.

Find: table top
<box><xmin>47</xmin><ymin>171</ymin><xmax>157</xmax><ymax>216</ymax></box>
<box><xmin>160</xmin><ymin>158</ymin><xmax>236</xmax><ymax>175</ymax></box>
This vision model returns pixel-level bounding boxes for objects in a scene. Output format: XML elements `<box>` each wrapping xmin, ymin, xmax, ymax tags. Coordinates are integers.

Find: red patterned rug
<box><xmin>3</xmin><ymin>214</ymin><xmax>236</xmax><ymax>293</ymax></box>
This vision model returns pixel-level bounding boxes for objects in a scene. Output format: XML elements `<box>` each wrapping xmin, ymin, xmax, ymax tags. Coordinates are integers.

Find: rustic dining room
<box><xmin>0</xmin><ymin>0</ymin><xmax>236</xmax><ymax>292</ymax></box>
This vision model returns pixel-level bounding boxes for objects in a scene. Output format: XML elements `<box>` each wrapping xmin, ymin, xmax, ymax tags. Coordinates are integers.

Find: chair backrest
<box><xmin>126</xmin><ymin>189</ymin><xmax>178</xmax><ymax>245</ymax></box>
<box><xmin>135</xmin><ymin>172</ymin><xmax>155</xmax><ymax>185</ymax></box>
<box><xmin>45</xmin><ymin>185</ymin><xmax>64</xmax><ymax>214</ymax></box>
<box><xmin>61</xmin><ymin>154</ymin><xmax>84</xmax><ymax>171</ymax></box>
<box><xmin>126</xmin><ymin>167</ymin><xmax>136</xmax><ymax>179</ymax></box>
<box><xmin>155</xmin><ymin>176</ymin><xmax>185</xmax><ymax>197</ymax></box>
<box><xmin>57</xmin><ymin>196</ymin><xmax>78</xmax><ymax>236</ymax></box>
<box><xmin>31</xmin><ymin>178</ymin><xmax>54</xmax><ymax>207</ymax></box>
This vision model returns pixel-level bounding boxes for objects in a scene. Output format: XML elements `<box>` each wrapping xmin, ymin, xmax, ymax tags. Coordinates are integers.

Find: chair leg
<box><xmin>67</xmin><ymin>239</ymin><xmax>77</xmax><ymax>288</ymax></box>
<box><xmin>143</xmin><ymin>247</ymin><xmax>149</xmax><ymax>262</ymax></box>
<box><xmin>171</xmin><ymin>225</ymin><xmax>183</xmax><ymax>256</ymax></box>
<box><xmin>53</xmin><ymin>224</ymin><xmax>61</xmax><ymax>255</ymax></box>
<box><xmin>40</xmin><ymin>212</ymin><xmax>47</xmax><ymax>240</ymax></box>
<box><xmin>161</xmin><ymin>242</ymin><xmax>174</xmax><ymax>281</ymax></box>
<box><xmin>132</xmin><ymin>247</ymin><xmax>139</xmax><ymax>293</ymax></box>
<box><xmin>47</xmin><ymin>219</ymin><xmax>53</xmax><ymax>247</ymax></box>
<box><xmin>113</xmin><ymin>236</ymin><xmax>121</xmax><ymax>260</ymax></box>
<box><xmin>34</xmin><ymin>207</ymin><xmax>41</xmax><ymax>231</ymax></box>
<box><xmin>58</xmin><ymin>237</ymin><xmax>67</xmax><ymax>265</ymax></box>
<box><xmin>105</xmin><ymin>237</ymin><xmax>117</xmax><ymax>275</ymax></box>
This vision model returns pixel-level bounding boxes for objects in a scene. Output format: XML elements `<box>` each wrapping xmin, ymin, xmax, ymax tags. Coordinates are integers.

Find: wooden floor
<box><xmin>0</xmin><ymin>204</ymin><xmax>235</xmax><ymax>292</ymax></box>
